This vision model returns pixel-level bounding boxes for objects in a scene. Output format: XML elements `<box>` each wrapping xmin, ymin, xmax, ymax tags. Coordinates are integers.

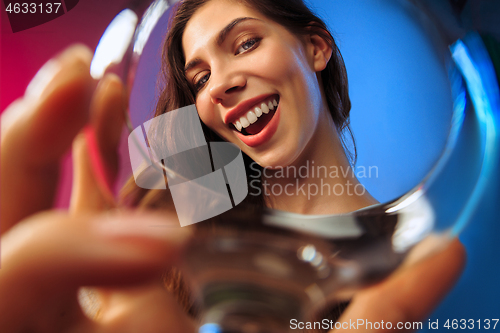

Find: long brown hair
<box><xmin>121</xmin><ymin>0</ymin><xmax>354</xmax><ymax>326</ymax></box>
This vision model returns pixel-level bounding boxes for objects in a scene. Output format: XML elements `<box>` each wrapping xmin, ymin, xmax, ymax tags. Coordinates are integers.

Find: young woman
<box><xmin>134</xmin><ymin>0</ymin><xmax>380</xmax><ymax>216</ymax></box>
<box><xmin>0</xmin><ymin>0</ymin><xmax>465</xmax><ymax>332</ymax></box>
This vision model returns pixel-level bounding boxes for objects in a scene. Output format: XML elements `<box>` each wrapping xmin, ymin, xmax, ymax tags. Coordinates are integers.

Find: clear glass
<box><xmin>90</xmin><ymin>0</ymin><xmax>499</xmax><ymax>332</ymax></box>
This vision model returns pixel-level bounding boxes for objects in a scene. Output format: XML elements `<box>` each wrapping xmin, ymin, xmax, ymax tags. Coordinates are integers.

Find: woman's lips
<box><xmin>235</xmin><ymin>103</ymin><xmax>280</xmax><ymax>148</ymax></box>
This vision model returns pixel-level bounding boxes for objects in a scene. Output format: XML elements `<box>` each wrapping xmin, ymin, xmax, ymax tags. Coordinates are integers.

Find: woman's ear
<box><xmin>307</xmin><ymin>30</ymin><xmax>333</xmax><ymax>72</ymax></box>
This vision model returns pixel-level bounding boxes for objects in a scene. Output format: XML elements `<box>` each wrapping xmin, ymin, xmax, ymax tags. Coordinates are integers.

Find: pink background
<box><xmin>1</xmin><ymin>0</ymin><xmax>128</xmax><ymax>206</ymax></box>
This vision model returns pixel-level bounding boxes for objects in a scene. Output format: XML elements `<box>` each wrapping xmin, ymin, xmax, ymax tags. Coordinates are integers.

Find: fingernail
<box><xmin>91</xmin><ymin>73</ymin><xmax>123</xmax><ymax>111</ymax></box>
<box><xmin>25</xmin><ymin>58</ymin><xmax>62</xmax><ymax>100</ymax></box>
<box><xmin>93</xmin><ymin>213</ymin><xmax>191</xmax><ymax>245</ymax></box>
<box><xmin>25</xmin><ymin>44</ymin><xmax>93</xmax><ymax>100</ymax></box>
<box><xmin>99</xmin><ymin>73</ymin><xmax>122</xmax><ymax>91</ymax></box>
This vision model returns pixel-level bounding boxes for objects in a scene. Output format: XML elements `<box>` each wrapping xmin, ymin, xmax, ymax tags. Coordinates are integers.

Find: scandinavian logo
<box><xmin>128</xmin><ymin>105</ymin><xmax>248</xmax><ymax>226</ymax></box>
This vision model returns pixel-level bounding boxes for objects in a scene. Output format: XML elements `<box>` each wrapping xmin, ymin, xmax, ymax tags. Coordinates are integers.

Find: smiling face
<box><xmin>182</xmin><ymin>0</ymin><xmax>332</xmax><ymax>168</ymax></box>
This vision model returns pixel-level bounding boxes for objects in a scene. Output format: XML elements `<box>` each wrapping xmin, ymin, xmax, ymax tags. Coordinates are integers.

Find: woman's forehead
<box><xmin>182</xmin><ymin>0</ymin><xmax>266</xmax><ymax>58</ymax></box>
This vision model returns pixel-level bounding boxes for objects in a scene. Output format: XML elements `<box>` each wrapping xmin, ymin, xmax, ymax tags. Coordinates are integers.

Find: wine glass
<box><xmin>89</xmin><ymin>0</ymin><xmax>499</xmax><ymax>331</ymax></box>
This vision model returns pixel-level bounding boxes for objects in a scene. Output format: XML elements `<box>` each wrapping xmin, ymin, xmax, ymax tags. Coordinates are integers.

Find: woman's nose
<box><xmin>209</xmin><ymin>73</ymin><xmax>246</xmax><ymax>105</ymax></box>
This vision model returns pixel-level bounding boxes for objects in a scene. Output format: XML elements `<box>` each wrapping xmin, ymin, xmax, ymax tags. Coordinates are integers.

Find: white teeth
<box><xmin>240</xmin><ymin>117</ymin><xmax>250</xmax><ymax>128</ymax></box>
<box><xmin>261</xmin><ymin>102</ymin><xmax>269</xmax><ymax>114</ymax></box>
<box><xmin>232</xmin><ymin>97</ymin><xmax>280</xmax><ymax>132</ymax></box>
<box><xmin>254</xmin><ymin>106</ymin><xmax>262</xmax><ymax>117</ymax></box>
<box><xmin>247</xmin><ymin>111</ymin><xmax>258</xmax><ymax>124</ymax></box>
<box><xmin>235</xmin><ymin>120</ymin><xmax>242</xmax><ymax>131</ymax></box>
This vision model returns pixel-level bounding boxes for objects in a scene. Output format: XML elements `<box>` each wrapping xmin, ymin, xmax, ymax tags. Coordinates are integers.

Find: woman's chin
<box><xmin>249</xmin><ymin>151</ymin><xmax>299</xmax><ymax>170</ymax></box>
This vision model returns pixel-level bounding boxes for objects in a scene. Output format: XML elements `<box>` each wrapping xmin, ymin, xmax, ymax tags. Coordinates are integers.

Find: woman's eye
<box><xmin>236</xmin><ymin>37</ymin><xmax>261</xmax><ymax>55</ymax></box>
<box><xmin>194</xmin><ymin>73</ymin><xmax>210</xmax><ymax>91</ymax></box>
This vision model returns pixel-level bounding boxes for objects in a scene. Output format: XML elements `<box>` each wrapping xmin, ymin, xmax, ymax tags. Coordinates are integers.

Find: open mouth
<box><xmin>231</xmin><ymin>95</ymin><xmax>279</xmax><ymax>136</ymax></box>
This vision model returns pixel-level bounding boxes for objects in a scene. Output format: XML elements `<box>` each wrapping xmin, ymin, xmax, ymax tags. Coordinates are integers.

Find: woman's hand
<box><xmin>0</xmin><ymin>45</ymin><xmax>196</xmax><ymax>333</ymax></box>
<box><xmin>332</xmin><ymin>239</ymin><xmax>466</xmax><ymax>332</ymax></box>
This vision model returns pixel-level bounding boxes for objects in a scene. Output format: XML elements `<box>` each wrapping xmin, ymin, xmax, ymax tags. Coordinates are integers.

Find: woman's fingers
<box><xmin>71</xmin><ymin>74</ymin><xmax>127</xmax><ymax>212</ymax></box>
<box><xmin>0</xmin><ymin>44</ymin><xmax>95</xmax><ymax>234</ymax></box>
<box><xmin>333</xmin><ymin>239</ymin><xmax>466</xmax><ymax>332</ymax></box>
<box><xmin>0</xmin><ymin>210</ymin><xmax>189</xmax><ymax>332</ymax></box>
<box><xmin>90</xmin><ymin>74</ymin><xmax>127</xmax><ymax>164</ymax></box>
<box><xmin>96</xmin><ymin>283</ymin><xmax>196</xmax><ymax>333</ymax></box>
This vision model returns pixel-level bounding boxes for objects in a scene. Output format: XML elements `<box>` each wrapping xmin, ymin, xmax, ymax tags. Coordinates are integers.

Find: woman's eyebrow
<box><xmin>216</xmin><ymin>17</ymin><xmax>261</xmax><ymax>46</ymax></box>
<box><xmin>184</xmin><ymin>17</ymin><xmax>262</xmax><ymax>73</ymax></box>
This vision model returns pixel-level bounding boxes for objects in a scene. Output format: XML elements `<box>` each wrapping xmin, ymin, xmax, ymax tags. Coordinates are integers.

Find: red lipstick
<box><xmin>235</xmin><ymin>103</ymin><xmax>280</xmax><ymax>147</ymax></box>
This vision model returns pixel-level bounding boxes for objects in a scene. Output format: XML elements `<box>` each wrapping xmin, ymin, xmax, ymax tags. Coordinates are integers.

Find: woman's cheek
<box><xmin>258</xmin><ymin>46</ymin><xmax>291</xmax><ymax>79</ymax></box>
<box><xmin>196</xmin><ymin>96</ymin><xmax>217</xmax><ymax>130</ymax></box>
